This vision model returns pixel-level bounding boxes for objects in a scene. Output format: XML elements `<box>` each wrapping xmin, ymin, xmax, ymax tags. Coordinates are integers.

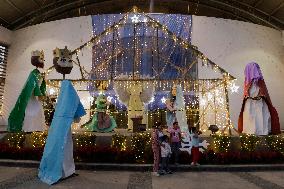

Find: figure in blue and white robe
<box><xmin>166</xmin><ymin>98</ymin><xmax>177</xmax><ymax>128</ymax></box>
<box><xmin>38</xmin><ymin>80</ymin><xmax>86</xmax><ymax>185</ymax></box>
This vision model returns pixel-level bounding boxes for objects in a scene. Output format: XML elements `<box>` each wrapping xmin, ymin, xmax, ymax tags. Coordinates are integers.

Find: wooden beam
<box><xmin>270</xmin><ymin>1</ymin><xmax>284</xmax><ymax>16</ymax></box>
<box><xmin>31</xmin><ymin>0</ymin><xmax>41</xmax><ymax>8</ymax></box>
<box><xmin>0</xmin><ymin>17</ymin><xmax>9</xmax><ymax>28</ymax></box>
<box><xmin>5</xmin><ymin>0</ymin><xmax>24</xmax><ymax>14</ymax></box>
<box><xmin>253</xmin><ymin>0</ymin><xmax>263</xmax><ymax>7</ymax></box>
<box><xmin>0</xmin><ymin>16</ymin><xmax>9</xmax><ymax>26</ymax></box>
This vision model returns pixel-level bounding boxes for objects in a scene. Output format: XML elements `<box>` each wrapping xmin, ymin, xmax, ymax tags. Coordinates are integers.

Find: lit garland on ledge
<box><xmin>5</xmin><ymin>132</ymin><xmax>25</xmax><ymax>149</ymax></box>
<box><xmin>72</xmin><ymin>132</ymin><xmax>96</xmax><ymax>147</ymax></box>
<box><xmin>212</xmin><ymin>134</ymin><xmax>231</xmax><ymax>153</ymax></box>
<box><xmin>265</xmin><ymin>135</ymin><xmax>284</xmax><ymax>154</ymax></box>
<box><xmin>111</xmin><ymin>134</ymin><xmax>127</xmax><ymax>151</ymax></box>
<box><xmin>240</xmin><ymin>134</ymin><xmax>260</xmax><ymax>152</ymax></box>
<box><xmin>30</xmin><ymin>131</ymin><xmax>48</xmax><ymax>148</ymax></box>
<box><xmin>130</xmin><ymin>132</ymin><xmax>152</xmax><ymax>163</ymax></box>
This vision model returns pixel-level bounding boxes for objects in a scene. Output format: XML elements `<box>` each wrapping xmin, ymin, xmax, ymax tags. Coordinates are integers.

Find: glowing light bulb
<box><xmin>49</xmin><ymin>88</ymin><xmax>55</xmax><ymax>95</ymax></box>
<box><xmin>107</xmin><ymin>96</ymin><xmax>113</xmax><ymax>102</ymax></box>
<box><xmin>207</xmin><ymin>92</ymin><xmax>213</xmax><ymax>101</ymax></box>
<box><xmin>200</xmin><ymin>98</ymin><xmax>206</xmax><ymax>106</ymax></box>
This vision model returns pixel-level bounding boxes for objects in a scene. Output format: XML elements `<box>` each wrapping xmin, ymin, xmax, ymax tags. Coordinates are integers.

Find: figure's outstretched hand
<box><xmin>38</xmin><ymin>95</ymin><xmax>45</xmax><ymax>101</ymax></box>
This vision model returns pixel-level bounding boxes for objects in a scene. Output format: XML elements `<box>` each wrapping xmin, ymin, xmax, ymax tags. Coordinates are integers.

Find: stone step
<box><xmin>0</xmin><ymin>159</ymin><xmax>284</xmax><ymax>172</ymax></box>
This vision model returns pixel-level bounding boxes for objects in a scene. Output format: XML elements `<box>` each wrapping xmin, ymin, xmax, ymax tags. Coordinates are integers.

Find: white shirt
<box><xmin>191</xmin><ymin>133</ymin><xmax>199</xmax><ymax>147</ymax></box>
<box><xmin>161</xmin><ymin>142</ymin><xmax>172</xmax><ymax>157</ymax></box>
<box><xmin>158</xmin><ymin>131</ymin><xmax>164</xmax><ymax>138</ymax></box>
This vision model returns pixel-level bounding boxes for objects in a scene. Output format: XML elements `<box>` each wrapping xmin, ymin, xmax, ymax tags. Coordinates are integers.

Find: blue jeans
<box><xmin>161</xmin><ymin>156</ymin><xmax>170</xmax><ymax>172</ymax></box>
<box><xmin>171</xmin><ymin>142</ymin><xmax>180</xmax><ymax>164</ymax></box>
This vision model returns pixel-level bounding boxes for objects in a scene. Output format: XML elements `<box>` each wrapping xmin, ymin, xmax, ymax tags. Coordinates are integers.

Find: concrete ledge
<box><xmin>0</xmin><ymin>159</ymin><xmax>284</xmax><ymax>172</ymax></box>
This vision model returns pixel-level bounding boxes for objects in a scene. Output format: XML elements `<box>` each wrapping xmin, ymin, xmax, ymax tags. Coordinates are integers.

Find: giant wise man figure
<box><xmin>8</xmin><ymin>50</ymin><xmax>46</xmax><ymax>132</ymax></box>
<box><xmin>39</xmin><ymin>47</ymin><xmax>86</xmax><ymax>185</ymax></box>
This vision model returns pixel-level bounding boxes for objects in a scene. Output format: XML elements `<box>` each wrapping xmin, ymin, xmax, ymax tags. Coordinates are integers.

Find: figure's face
<box><xmin>172</xmin><ymin>86</ymin><xmax>177</xmax><ymax>96</ymax></box>
<box><xmin>173</xmin><ymin>122</ymin><xmax>178</xmax><ymax>128</ymax></box>
<box><xmin>56</xmin><ymin>49</ymin><xmax>73</xmax><ymax>68</ymax></box>
<box><xmin>38</xmin><ymin>52</ymin><xmax>44</xmax><ymax>65</ymax></box>
<box><xmin>31</xmin><ymin>50</ymin><xmax>44</xmax><ymax>68</ymax></box>
<box><xmin>53</xmin><ymin>47</ymin><xmax>73</xmax><ymax>74</ymax></box>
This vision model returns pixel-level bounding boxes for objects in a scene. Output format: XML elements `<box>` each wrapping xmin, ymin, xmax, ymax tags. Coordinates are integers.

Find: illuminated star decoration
<box><xmin>131</xmin><ymin>15</ymin><xmax>140</xmax><ymax>23</ymax></box>
<box><xmin>161</xmin><ymin>97</ymin><xmax>167</xmax><ymax>103</ymax></box>
<box><xmin>230</xmin><ymin>83</ymin><xmax>239</xmax><ymax>93</ymax></box>
<box><xmin>143</xmin><ymin>17</ymin><xmax>148</xmax><ymax>23</ymax></box>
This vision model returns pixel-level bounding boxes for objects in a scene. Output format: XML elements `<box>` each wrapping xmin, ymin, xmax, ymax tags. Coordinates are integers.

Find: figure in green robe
<box><xmin>8</xmin><ymin>50</ymin><xmax>46</xmax><ymax>132</ymax></box>
<box><xmin>85</xmin><ymin>93</ymin><xmax>117</xmax><ymax>132</ymax></box>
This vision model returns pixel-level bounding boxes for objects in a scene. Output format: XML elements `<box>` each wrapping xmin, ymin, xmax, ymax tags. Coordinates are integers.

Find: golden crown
<box><xmin>31</xmin><ymin>50</ymin><xmax>44</xmax><ymax>58</ymax></box>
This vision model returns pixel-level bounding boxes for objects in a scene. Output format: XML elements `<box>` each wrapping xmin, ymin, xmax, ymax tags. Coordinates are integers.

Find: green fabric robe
<box><xmin>8</xmin><ymin>69</ymin><xmax>46</xmax><ymax>132</ymax></box>
<box><xmin>85</xmin><ymin>94</ymin><xmax>117</xmax><ymax>132</ymax></box>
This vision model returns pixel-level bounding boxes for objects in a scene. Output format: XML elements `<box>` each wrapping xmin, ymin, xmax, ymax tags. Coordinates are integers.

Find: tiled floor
<box><xmin>0</xmin><ymin>166</ymin><xmax>283</xmax><ymax>189</ymax></box>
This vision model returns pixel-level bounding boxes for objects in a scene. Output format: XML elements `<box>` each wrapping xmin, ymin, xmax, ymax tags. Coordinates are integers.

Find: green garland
<box><xmin>212</xmin><ymin>134</ymin><xmax>231</xmax><ymax>153</ymax></box>
<box><xmin>265</xmin><ymin>135</ymin><xmax>284</xmax><ymax>154</ymax></box>
<box><xmin>130</xmin><ymin>133</ymin><xmax>152</xmax><ymax>163</ymax></box>
<box><xmin>111</xmin><ymin>134</ymin><xmax>127</xmax><ymax>151</ymax></box>
<box><xmin>30</xmin><ymin>131</ymin><xmax>48</xmax><ymax>148</ymax></box>
<box><xmin>73</xmin><ymin>132</ymin><xmax>96</xmax><ymax>147</ymax></box>
<box><xmin>5</xmin><ymin>132</ymin><xmax>25</xmax><ymax>149</ymax></box>
<box><xmin>240</xmin><ymin>134</ymin><xmax>260</xmax><ymax>152</ymax></box>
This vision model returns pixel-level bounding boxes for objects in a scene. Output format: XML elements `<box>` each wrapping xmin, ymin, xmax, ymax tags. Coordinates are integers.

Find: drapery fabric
<box><xmin>38</xmin><ymin>80</ymin><xmax>86</xmax><ymax>185</ymax></box>
<box><xmin>238</xmin><ymin>63</ymin><xmax>280</xmax><ymax>135</ymax></box>
<box><xmin>8</xmin><ymin>69</ymin><xmax>46</xmax><ymax>132</ymax></box>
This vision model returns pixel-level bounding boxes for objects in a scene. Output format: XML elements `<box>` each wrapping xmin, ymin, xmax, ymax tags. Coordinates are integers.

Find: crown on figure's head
<box><xmin>53</xmin><ymin>46</ymin><xmax>71</xmax><ymax>58</ymax></box>
<box><xmin>31</xmin><ymin>50</ymin><xmax>44</xmax><ymax>58</ymax></box>
<box><xmin>97</xmin><ymin>81</ymin><xmax>108</xmax><ymax>91</ymax></box>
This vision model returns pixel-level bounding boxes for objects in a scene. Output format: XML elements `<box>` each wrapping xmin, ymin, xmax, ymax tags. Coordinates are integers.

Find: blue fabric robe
<box><xmin>166</xmin><ymin>100</ymin><xmax>177</xmax><ymax>128</ymax></box>
<box><xmin>38</xmin><ymin>80</ymin><xmax>86</xmax><ymax>185</ymax></box>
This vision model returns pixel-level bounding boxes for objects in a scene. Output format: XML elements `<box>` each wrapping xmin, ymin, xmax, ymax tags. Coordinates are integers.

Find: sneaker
<box><xmin>159</xmin><ymin>170</ymin><xmax>166</xmax><ymax>175</ymax></box>
<box><xmin>191</xmin><ymin>162</ymin><xmax>196</xmax><ymax>166</ymax></box>
<box><xmin>152</xmin><ymin>172</ymin><xmax>160</xmax><ymax>176</ymax></box>
<box><xmin>166</xmin><ymin>170</ymin><xmax>173</xmax><ymax>174</ymax></box>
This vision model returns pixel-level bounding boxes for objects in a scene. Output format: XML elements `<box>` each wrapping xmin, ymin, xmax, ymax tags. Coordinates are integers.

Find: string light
<box><xmin>42</xmin><ymin>6</ymin><xmax>238</xmax><ymax>132</ymax></box>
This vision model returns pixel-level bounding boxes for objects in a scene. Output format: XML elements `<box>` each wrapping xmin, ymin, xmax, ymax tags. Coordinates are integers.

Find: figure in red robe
<box><xmin>238</xmin><ymin>62</ymin><xmax>280</xmax><ymax>135</ymax></box>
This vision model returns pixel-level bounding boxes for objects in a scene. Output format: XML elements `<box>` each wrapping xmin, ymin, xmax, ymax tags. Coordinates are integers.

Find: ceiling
<box><xmin>0</xmin><ymin>0</ymin><xmax>283</xmax><ymax>30</ymax></box>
